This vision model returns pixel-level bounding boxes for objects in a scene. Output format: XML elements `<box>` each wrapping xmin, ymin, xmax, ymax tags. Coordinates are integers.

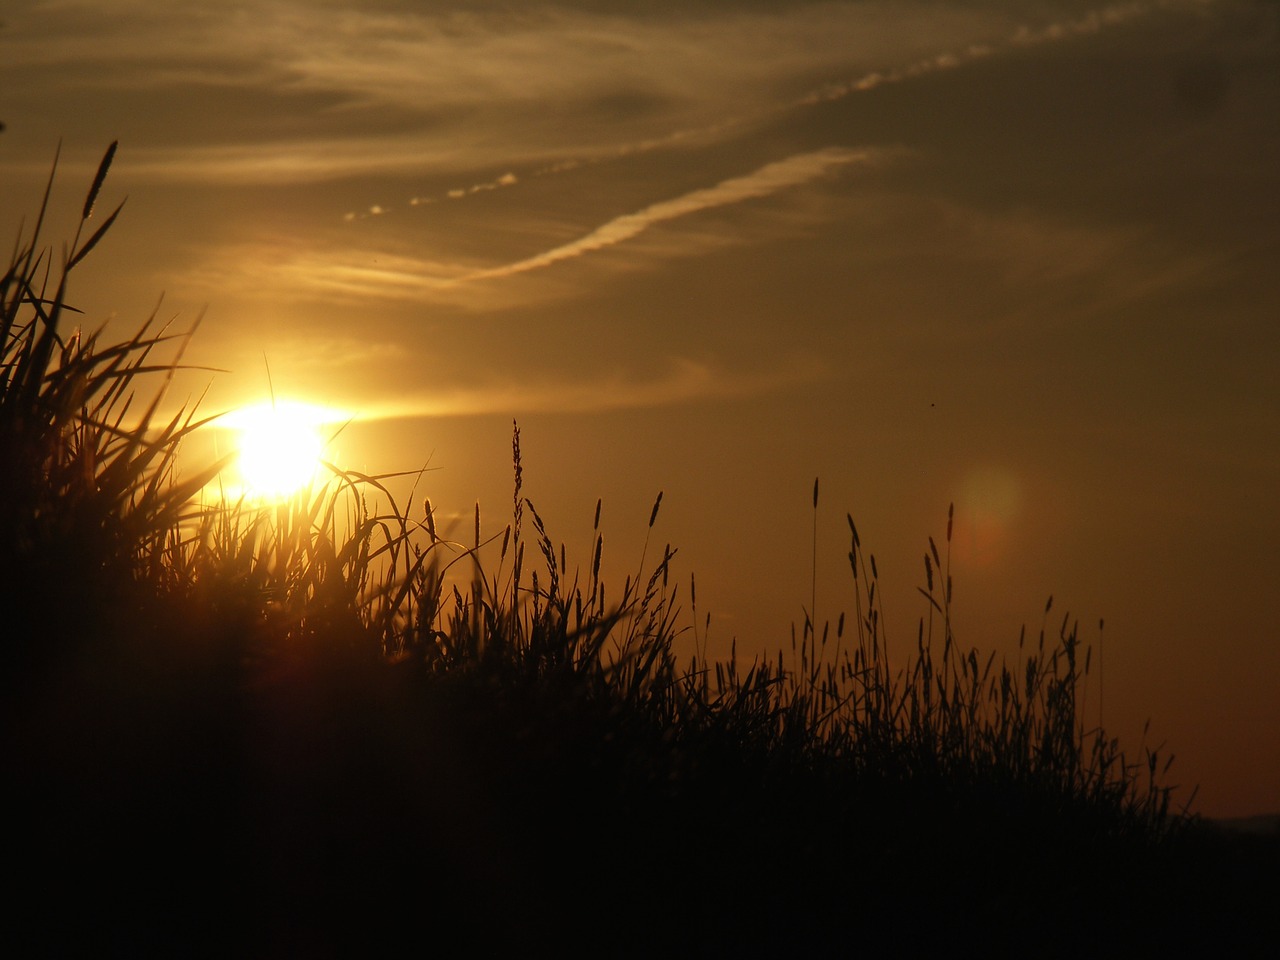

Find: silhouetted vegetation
<box><xmin>4</xmin><ymin>146</ymin><xmax>1276</xmax><ymax>957</ymax></box>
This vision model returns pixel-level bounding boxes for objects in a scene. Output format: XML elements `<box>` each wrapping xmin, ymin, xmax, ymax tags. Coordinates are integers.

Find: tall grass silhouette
<box><xmin>4</xmin><ymin>146</ymin><xmax>1274</xmax><ymax>957</ymax></box>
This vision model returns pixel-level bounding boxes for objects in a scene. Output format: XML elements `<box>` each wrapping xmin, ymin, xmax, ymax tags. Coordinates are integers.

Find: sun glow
<box><xmin>221</xmin><ymin>401</ymin><xmax>343</xmax><ymax>500</ymax></box>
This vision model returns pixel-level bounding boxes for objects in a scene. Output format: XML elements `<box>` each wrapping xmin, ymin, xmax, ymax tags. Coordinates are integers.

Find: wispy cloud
<box><xmin>185</xmin><ymin>146</ymin><xmax>875</xmax><ymax>304</ymax></box>
<box><xmin>1</xmin><ymin>1</ymin><xmax>1006</xmax><ymax>182</ymax></box>
<box><xmin>463</xmin><ymin>147</ymin><xmax>870</xmax><ymax>281</ymax></box>
<box><xmin>2</xmin><ymin>0</ymin><xmax>1213</xmax><ymax>188</ymax></box>
<box><xmin>799</xmin><ymin>1</ymin><xmax>1186</xmax><ymax>105</ymax></box>
<box><xmin>323</xmin><ymin>1</ymin><xmax>1207</xmax><ymax>220</ymax></box>
<box><xmin>353</xmin><ymin>354</ymin><xmax>827</xmax><ymax>419</ymax></box>
<box><xmin>183</xmin><ymin>247</ymin><xmax>473</xmax><ymax>302</ymax></box>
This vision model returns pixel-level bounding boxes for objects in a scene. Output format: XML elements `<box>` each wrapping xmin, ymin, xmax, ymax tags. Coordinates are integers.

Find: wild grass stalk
<box><xmin>2</xmin><ymin>145</ymin><xmax>225</xmax><ymax>670</ymax></box>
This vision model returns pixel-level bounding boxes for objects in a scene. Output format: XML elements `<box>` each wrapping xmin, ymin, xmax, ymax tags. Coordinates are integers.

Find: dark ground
<box><xmin>4</xmin><ymin>615</ymin><xmax>1277</xmax><ymax>958</ymax></box>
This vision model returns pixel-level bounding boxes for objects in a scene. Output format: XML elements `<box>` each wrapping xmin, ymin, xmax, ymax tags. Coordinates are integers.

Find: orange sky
<box><xmin>2</xmin><ymin>0</ymin><xmax>1277</xmax><ymax>818</ymax></box>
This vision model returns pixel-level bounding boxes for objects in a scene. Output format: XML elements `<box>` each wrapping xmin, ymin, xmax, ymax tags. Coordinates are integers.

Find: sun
<box><xmin>222</xmin><ymin>401</ymin><xmax>335</xmax><ymax>500</ymax></box>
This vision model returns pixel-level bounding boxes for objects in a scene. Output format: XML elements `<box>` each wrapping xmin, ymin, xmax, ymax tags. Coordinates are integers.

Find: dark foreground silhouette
<box><xmin>6</xmin><ymin>607</ymin><xmax>1276</xmax><ymax>959</ymax></box>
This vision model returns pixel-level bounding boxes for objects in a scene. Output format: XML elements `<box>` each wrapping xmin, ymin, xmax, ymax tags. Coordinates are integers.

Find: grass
<box><xmin>4</xmin><ymin>147</ymin><xmax>1276</xmax><ymax>957</ymax></box>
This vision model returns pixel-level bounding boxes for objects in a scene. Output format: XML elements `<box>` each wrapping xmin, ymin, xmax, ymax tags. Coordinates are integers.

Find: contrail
<box><xmin>460</xmin><ymin>147</ymin><xmax>869</xmax><ymax>282</ymax></box>
<box><xmin>798</xmin><ymin>1</ymin><xmax>1182</xmax><ymax>106</ymax></box>
<box><xmin>347</xmin><ymin>1</ymin><xmax>1204</xmax><ymax>220</ymax></box>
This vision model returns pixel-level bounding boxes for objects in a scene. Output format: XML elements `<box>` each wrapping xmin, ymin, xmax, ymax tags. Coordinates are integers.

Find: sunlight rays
<box><xmin>217</xmin><ymin>400</ymin><xmax>350</xmax><ymax>502</ymax></box>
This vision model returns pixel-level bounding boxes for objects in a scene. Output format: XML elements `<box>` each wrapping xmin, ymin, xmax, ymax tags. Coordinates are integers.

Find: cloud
<box><xmin>353</xmin><ymin>354</ymin><xmax>827</xmax><ymax>419</ymax></box>
<box><xmin>319</xmin><ymin>1</ymin><xmax>1206</xmax><ymax>220</ymax></box>
<box><xmin>798</xmin><ymin>1</ymin><xmax>1183</xmax><ymax>106</ymax></box>
<box><xmin>463</xmin><ymin>147</ymin><xmax>870</xmax><ymax>281</ymax></box>
<box><xmin>346</xmin><ymin>171</ymin><xmax>519</xmax><ymax>220</ymax></box>
<box><xmin>261</xmin><ymin>334</ymin><xmax>408</xmax><ymax>372</ymax></box>
<box><xmin>186</xmin><ymin>146</ymin><xmax>875</xmax><ymax>305</ymax></box>
<box><xmin>247</xmin><ymin>250</ymin><xmax>473</xmax><ymax>298</ymax></box>
<box><xmin>3</xmin><ymin>0</ymin><xmax>1213</xmax><ymax>190</ymax></box>
<box><xmin>175</xmin><ymin>353</ymin><xmax>828</xmax><ymax>467</ymax></box>
<box><xmin>0</xmin><ymin>1</ymin><xmax>1008</xmax><ymax>183</ymax></box>
<box><xmin>118</xmin><ymin>136</ymin><xmax>497</xmax><ymax>185</ymax></box>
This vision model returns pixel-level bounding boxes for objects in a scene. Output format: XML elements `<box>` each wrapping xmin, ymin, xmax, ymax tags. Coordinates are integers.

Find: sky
<box><xmin>2</xmin><ymin>0</ymin><xmax>1278</xmax><ymax>818</ymax></box>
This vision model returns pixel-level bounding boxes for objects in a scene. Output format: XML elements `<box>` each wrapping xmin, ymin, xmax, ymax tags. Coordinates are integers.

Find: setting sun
<box><xmin>221</xmin><ymin>401</ymin><xmax>340</xmax><ymax>500</ymax></box>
